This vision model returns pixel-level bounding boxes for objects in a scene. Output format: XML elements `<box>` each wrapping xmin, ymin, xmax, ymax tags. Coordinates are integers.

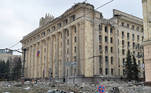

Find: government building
<box><xmin>21</xmin><ymin>3</ymin><xmax>144</xmax><ymax>81</ymax></box>
<box><xmin>142</xmin><ymin>0</ymin><xmax>151</xmax><ymax>84</ymax></box>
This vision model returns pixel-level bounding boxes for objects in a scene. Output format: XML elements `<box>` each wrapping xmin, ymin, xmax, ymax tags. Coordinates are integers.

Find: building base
<box><xmin>145</xmin><ymin>82</ymin><xmax>151</xmax><ymax>86</ymax></box>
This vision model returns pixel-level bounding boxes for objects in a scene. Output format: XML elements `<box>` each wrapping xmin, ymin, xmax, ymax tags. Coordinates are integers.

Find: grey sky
<box><xmin>0</xmin><ymin>0</ymin><xmax>143</xmax><ymax>54</ymax></box>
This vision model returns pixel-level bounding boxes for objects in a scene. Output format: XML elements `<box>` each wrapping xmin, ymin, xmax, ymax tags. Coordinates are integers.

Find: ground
<box><xmin>0</xmin><ymin>80</ymin><xmax>151</xmax><ymax>93</ymax></box>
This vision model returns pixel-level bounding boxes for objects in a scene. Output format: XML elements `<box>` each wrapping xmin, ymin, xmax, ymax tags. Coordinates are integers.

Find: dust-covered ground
<box><xmin>0</xmin><ymin>80</ymin><xmax>151</xmax><ymax>93</ymax></box>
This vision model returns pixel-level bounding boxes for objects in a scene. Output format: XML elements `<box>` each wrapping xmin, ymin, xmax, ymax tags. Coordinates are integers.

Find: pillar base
<box><xmin>145</xmin><ymin>81</ymin><xmax>151</xmax><ymax>86</ymax></box>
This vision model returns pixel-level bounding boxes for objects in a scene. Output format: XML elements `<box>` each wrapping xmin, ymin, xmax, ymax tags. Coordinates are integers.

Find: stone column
<box><xmin>46</xmin><ymin>37</ymin><xmax>50</xmax><ymax>78</ymax></box>
<box><xmin>62</xmin><ymin>30</ymin><xmax>66</xmax><ymax>79</ymax></box>
<box><xmin>25</xmin><ymin>47</ymin><xmax>29</xmax><ymax>78</ymax></box>
<box><xmin>49</xmin><ymin>37</ymin><xmax>53</xmax><ymax>78</ymax></box>
<box><xmin>34</xmin><ymin>43</ymin><xmax>37</xmax><ymax>78</ymax></box>
<box><xmin>55</xmin><ymin>33</ymin><xmax>59</xmax><ymax>78</ymax></box>
<box><xmin>108</xmin><ymin>25</ymin><xmax>111</xmax><ymax>76</ymax></box>
<box><xmin>40</xmin><ymin>40</ymin><xmax>43</xmax><ymax>78</ymax></box>
<box><xmin>76</xmin><ymin>23</ymin><xmax>80</xmax><ymax>76</ymax></box>
<box><xmin>102</xmin><ymin>24</ymin><xmax>105</xmax><ymax>76</ymax></box>
<box><xmin>37</xmin><ymin>42</ymin><xmax>40</xmax><ymax>78</ymax></box>
<box><xmin>52</xmin><ymin>35</ymin><xmax>56</xmax><ymax>78</ymax></box>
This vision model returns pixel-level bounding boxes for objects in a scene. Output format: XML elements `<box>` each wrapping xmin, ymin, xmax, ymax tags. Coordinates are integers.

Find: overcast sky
<box><xmin>0</xmin><ymin>0</ymin><xmax>143</xmax><ymax>54</ymax></box>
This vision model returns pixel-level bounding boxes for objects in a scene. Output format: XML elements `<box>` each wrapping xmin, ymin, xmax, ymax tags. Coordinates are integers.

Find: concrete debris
<box><xmin>24</xmin><ymin>87</ymin><xmax>30</xmax><ymax>90</ymax></box>
<box><xmin>0</xmin><ymin>80</ymin><xmax>151</xmax><ymax>93</ymax></box>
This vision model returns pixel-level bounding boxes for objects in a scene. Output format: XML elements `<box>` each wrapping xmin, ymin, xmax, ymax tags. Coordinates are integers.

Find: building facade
<box><xmin>142</xmin><ymin>0</ymin><xmax>151</xmax><ymax>84</ymax></box>
<box><xmin>21</xmin><ymin>3</ymin><xmax>144</xmax><ymax>80</ymax></box>
<box><xmin>0</xmin><ymin>49</ymin><xmax>16</xmax><ymax>62</ymax></box>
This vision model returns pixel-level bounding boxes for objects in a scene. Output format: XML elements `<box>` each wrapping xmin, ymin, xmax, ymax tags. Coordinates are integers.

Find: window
<box><xmin>127</xmin><ymin>24</ymin><xmax>129</xmax><ymax>28</ymax></box>
<box><xmin>132</xmin><ymin>25</ymin><xmax>135</xmax><ymax>30</ymax></box>
<box><xmin>41</xmin><ymin>32</ymin><xmax>45</xmax><ymax>37</ymax></box>
<box><xmin>110</xmin><ymin>27</ymin><xmax>113</xmax><ymax>34</ymax></box>
<box><xmin>123</xmin><ymin>69</ymin><xmax>125</xmax><ymax>75</ymax></box>
<box><xmin>99</xmin><ymin>68</ymin><xmax>102</xmax><ymax>74</ymax></box>
<box><xmin>105</xmin><ymin>46</ymin><xmax>108</xmax><ymax>53</ymax></box>
<box><xmin>67</xmin><ymin>48</ymin><xmax>69</xmax><ymax>54</ymax></box>
<box><xmin>111</xmin><ymin>56</ymin><xmax>113</xmax><ymax>64</ymax></box>
<box><xmin>132</xmin><ymin>34</ymin><xmax>135</xmax><ymax>41</ymax></box>
<box><xmin>123</xmin><ymin>58</ymin><xmax>125</xmax><ymax>66</ymax></box>
<box><xmin>47</xmin><ymin>29</ymin><xmax>50</xmax><ymax>33</ymax></box>
<box><xmin>122</xmin><ymin>31</ymin><xmax>124</xmax><ymax>39</ymax></box>
<box><xmin>67</xmin><ymin>31</ymin><xmax>69</xmax><ymax>36</ymax></box>
<box><xmin>74</xmin><ymin>37</ymin><xmax>77</xmax><ymax>42</ymax></box>
<box><xmin>133</xmin><ymin>51</ymin><xmax>135</xmax><ymax>55</ymax></box>
<box><xmin>142</xmin><ymin>36</ymin><xmax>144</xmax><ymax>41</ymax></box>
<box><xmin>111</xmin><ymin>68</ymin><xmax>114</xmax><ymax>75</ymax></box>
<box><xmin>127</xmin><ymin>33</ymin><xmax>130</xmax><ymax>40</ymax></box>
<box><xmin>121</xmin><ymin>22</ymin><xmax>124</xmax><ymax>26</ymax></box>
<box><xmin>52</xmin><ymin>26</ymin><xmax>56</xmax><ymax>31</ymax></box>
<box><xmin>138</xmin><ymin>60</ymin><xmax>140</xmax><ymax>66</ymax></box>
<box><xmin>105</xmin><ymin>26</ymin><xmax>108</xmax><ymax>33</ymax></box>
<box><xmin>105</xmin><ymin>36</ymin><xmax>108</xmax><ymax>43</ymax></box>
<box><xmin>111</xmin><ymin>47</ymin><xmax>113</xmax><ymax>53</ymax></box>
<box><xmin>64</xmin><ymin>19</ymin><xmax>68</xmax><ymax>25</ymax></box>
<box><xmin>71</xmin><ymin>15</ymin><xmax>75</xmax><ymax>21</ymax></box>
<box><xmin>122</xmin><ymin>40</ymin><xmax>125</xmax><ymax>48</ymax></box>
<box><xmin>105</xmin><ymin>68</ymin><xmax>108</xmax><ymax>75</ymax></box>
<box><xmin>141</xmin><ymin>28</ymin><xmax>143</xmax><ymax>32</ymax></box>
<box><xmin>133</xmin><ymin>42</ymin><xmax>135</xmax><ymax>49</ymax></box>
<box><xmin>137</xmin><ymin>35</ymin><xmax>139</xmax><ymax>41</ymax></box>
<box><xmin>127</xmin><ymin>41</ymin><xmax>130</xmax><ymax>48</ymax></box>
<box><xmin>74</xmin><ymin>56</ymin><xmax>76</xmax><ymax>61</ymax></box>
<box><xmin>57</xmin><ymin>23</ymin><xmax>62</xmax><ymax>28</ymax></box>
<box><xmin>110</xmin><ymin>37</ymin><xmax>113</xmax><ymax>43</ymax></box>
<box><xmin>99</xmin><ymin>35</ymin><xmax>102</xmax><ymax>43</ymax></box>
<box><xmin>99</xmin><ymin>56</ymin><xmax>102</xmax><ymax>63</ymax></box>
<box><xmin>136</xmin><ymin>26</ymin><xmax>139</xmax><ymax>31</ymax></box>
<box><xmin>105</xmin><ymin>56</ymin><xmax>108</xmax><ymax>63</ymax></box>
<box><xmin>99</xmin><ymin>24</ymin><xmax>101</xmax><ymax>31</ymax></box>
<box><xmin>122</xmin><ymin>49</ymin><xmax>125</xmax><ymax>55</ymax></box>
<box><xmin>74</xmin><ymin>47</ymin><xmax>76</xmax><ymax>53</ymax></box>
<box><xmin>99</xmin><ymin>45</ymin><xmax>102</xmax><ymax>53</ymax></box>
<box><xmin>67</xmin><ymin>39</ymin><xmax>69</xmax><ymax>45</ymax></box>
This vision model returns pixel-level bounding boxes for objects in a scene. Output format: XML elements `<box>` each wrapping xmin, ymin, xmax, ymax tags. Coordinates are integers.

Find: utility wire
<box><xmin>8</xmin><ymin>41</ymin><xmax>20</xmax><ymax>49</ymax></box>
<box><xmin>96</xmin><ymin>0</ymin><xmax>114</xmax><ymax>10</ymax></box>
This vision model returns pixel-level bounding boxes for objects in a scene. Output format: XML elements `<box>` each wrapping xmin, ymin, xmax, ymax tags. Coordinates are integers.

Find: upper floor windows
<box><xmin>57</xmin><ymin>23</ymin><xmax>62</xmax><ymax>28</ymax></box>
<box><xmin>52</xmin><ymin>26</ymin><xmax>56</xmax><ymax>31</ymax></box>
<box><xmin>99</xmin><ymin>45</ymin><xmax>102</xmax><ymax>53</ymax></box>
<box><xmin>136</xmin><ymin>26</ymin><xmax>139</xmax><ymax>31</ymax></box>
<box><xmin>47</xmin><ymin>29</ymin><xmax>50</xmax><ymax>33</ymax></box>
<box><xmin>110</xmin><ymin>37</ymin><xmax>113</xmax><ymax>43</ymax></box>
<box><xmin>122</xmin><ymin>31</ymin><xmax>124</xmax><ymax>39</ymax></box>
<box><xmin>99</xmin><ymin>35</ymin><xmax>102</xmax><ymax>43</ymax></box>
<box><xmin>64</xmin><ymin>19</ymin><xmax>68</xmax><ymax>25</ymax></box>
<box><xmin>105</xmin><ymin>46</ymin><xmax>108</xmax><ymax>53</ymax></box>
<box><xmin>70</xmin><ymin>15</ymin><xmax>75</xmax><ymax>22</ymax></box>
<box><xmin>121</xmin><ymin>22</ymin><xmax>124</xmax><ymax>26</ymax></box>
<box><xmin>105</xmin><ymin>36</ymin><xmax>108</xmax><ymax>43</ymax></box>
<box><xmin>74</xmin><ymin>37</ymin><xmax>77</xmax><ymax>42</ymax></box>
<box><xmin>131</xmin><ymin>25</ymin><xmax>135</xmax><ymax>30</ymax></box>
<box><xmin>127</xmin><ymin>33</ymin><xmax>130</xmax><ymax>40</ymax></box>
<box><xmin>41</xmin><ymin>32</ymin><xmax>45</xmax><ymax>37</ymax></box>
<box><xmin>132</xmin><ymin>34</ymin><xmax>135</xmax><ymax>41</ymax></box>
<box><xmin>110</xmin><ymin>27</ymin><xmax>113</xmax><ymax>34</ymax></box>
<box><xmin>137</xmin><ymin>35</ymin><xmax>140</xmax><ymax>41</ymax></box>
<box><xmin>99</xmin><ymin>24</ymin><xmax>102</xmax><ymax>31</ymax></box>
<box><xmin>105</xmin><ymin>26</ymin><xmax>108</xmax><ymax>33</ymax></box>
<box><xmin>127</xmin><ymin>24</ymin><xmax>129</xmax><ymax>28</ymax></box>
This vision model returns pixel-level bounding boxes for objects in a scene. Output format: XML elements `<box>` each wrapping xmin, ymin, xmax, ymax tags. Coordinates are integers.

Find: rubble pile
<box><xmin>0</xmin><ymin>80</ymin><xmax>151</xmax><ymax>93</ymax></box>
